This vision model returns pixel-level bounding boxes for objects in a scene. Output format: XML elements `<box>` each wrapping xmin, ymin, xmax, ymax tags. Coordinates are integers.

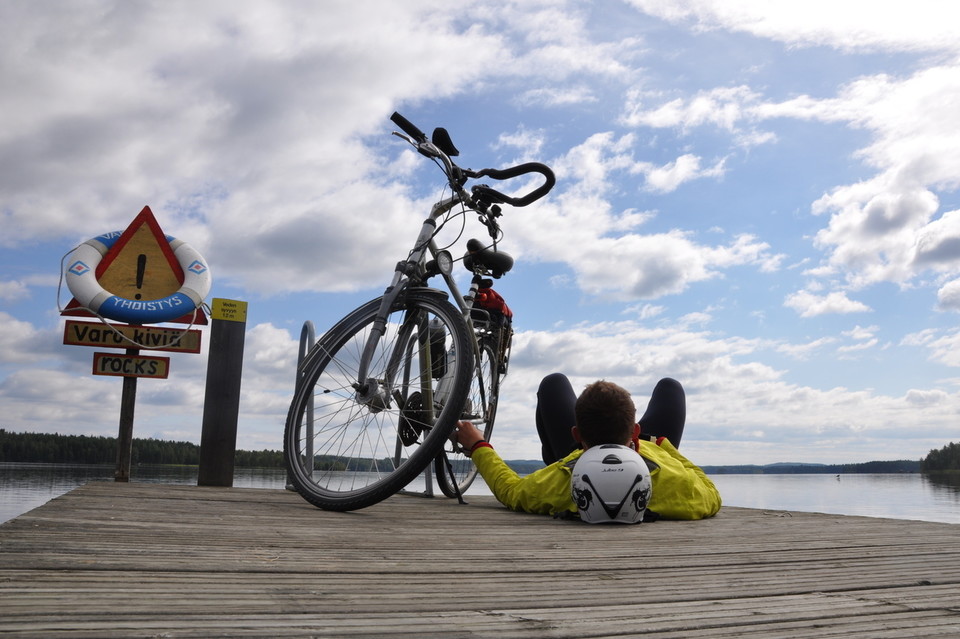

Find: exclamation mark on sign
<box><xmin>135</xmin><ymin>254</ymin><xmax>146</xmax><ymax>300</ymax></box>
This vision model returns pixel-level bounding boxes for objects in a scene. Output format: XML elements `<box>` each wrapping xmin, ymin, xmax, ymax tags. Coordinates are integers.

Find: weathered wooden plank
<box><xmin>1</xmin><ymin>482</ymin><xmax>958</xmax><ymax>638</ymax></box>
<box><xmin>1</xmin><ymin>604</ymin><xmax>959</xmax><ymax>639</ymax></box>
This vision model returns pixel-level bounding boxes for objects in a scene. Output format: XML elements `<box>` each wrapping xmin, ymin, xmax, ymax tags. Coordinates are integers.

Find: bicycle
<box><xmin>283</xmin><ymin>112</ymin><xmax>555</xmax><ymax>511</ymax></box>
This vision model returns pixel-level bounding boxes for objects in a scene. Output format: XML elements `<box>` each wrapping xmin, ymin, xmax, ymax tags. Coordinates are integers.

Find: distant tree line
<box><xmin>0</xmin><ymin>430</ymin><xmax>283</xmax><ymax>468</ymax></box>
<box><xmin>7</xmin><ymin>429</ymin><xmax>957</xmax><ymax>474</ymax></box>
<box><xmin>920</xmin><ymin>441</ymin><xmax>960</xmax><ymax>473</ymax></box>
<box><xmin>700</xmin><ymin>459</ymin><xmax>920</xmax><ymax>475</ymax></box>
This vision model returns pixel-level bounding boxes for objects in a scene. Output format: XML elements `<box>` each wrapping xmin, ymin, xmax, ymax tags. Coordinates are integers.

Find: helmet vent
<box><xmin>601</xmin><ymin>454</ymin><xmax>623</xmax><ymax>464</ymax></box>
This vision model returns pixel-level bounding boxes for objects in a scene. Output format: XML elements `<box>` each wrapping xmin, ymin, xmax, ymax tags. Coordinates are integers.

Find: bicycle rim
<box><xmin>284</xmin><ymin>292</ymin><xmax>473</xmax><ymax>511</ymax></box>
<box><xmin>436</xmin><ymin>340</ymin><xmax>499</xmax><ymax>498</ymax></box>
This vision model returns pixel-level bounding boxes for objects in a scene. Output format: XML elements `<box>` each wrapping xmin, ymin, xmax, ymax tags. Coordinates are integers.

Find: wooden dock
<box><xmin>1</xmin><ymin>482</ymin><xmax>959</xmax><ymax>638</ymax></box>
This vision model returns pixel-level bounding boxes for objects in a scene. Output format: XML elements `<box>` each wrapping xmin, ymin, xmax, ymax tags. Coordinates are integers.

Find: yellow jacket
<box><xmin>472</xmin><ymin>438</ymin><xmax>721</xmax><ymax>520</ymax></box>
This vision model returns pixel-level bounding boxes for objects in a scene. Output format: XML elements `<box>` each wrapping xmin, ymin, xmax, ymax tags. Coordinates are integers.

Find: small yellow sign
<box><xmin>211</xmin><ymin>298</ymin><xmax>248</xmax><ymax>323</ymax></box>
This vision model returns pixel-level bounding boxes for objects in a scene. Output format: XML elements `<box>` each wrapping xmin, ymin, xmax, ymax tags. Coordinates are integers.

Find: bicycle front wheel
<box><xmin>284</xmin><ymin>291</ymin><xmax>473</xmax><ymax>511</ymax></box>
<box><xmin>435</xmin><ymin>340</ymin><xmax>499</xmax><ymax>498</ymax></box>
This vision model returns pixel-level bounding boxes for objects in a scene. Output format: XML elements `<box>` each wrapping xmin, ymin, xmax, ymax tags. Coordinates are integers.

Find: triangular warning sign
<box><xmin>97</xmin><ymin>206</ymin><xmax>183</xmax><ymax>300</ymax></box>
<box><xmin>61</xmin><ymin>206</ymin><xmax>208</xmax><ymax>325</ymax></box>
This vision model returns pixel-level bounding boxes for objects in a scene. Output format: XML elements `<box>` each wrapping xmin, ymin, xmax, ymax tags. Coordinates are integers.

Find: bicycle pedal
<box><xmin>399</xmin><ymin>392</ymin><xmax>427</xmax><ymax>446</ymax></box>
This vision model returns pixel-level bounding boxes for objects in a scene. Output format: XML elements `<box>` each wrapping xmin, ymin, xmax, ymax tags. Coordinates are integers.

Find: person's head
<box><xmin>572</xmin><ymin>380</ymin><xmax>639</xmax><ymax>449</ymax></box>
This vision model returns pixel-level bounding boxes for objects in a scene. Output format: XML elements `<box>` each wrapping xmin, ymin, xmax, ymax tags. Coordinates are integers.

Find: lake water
<box><xmin>2</xmin><ymin>463</ymin><xmax>959</xmax><ymax>525</ymax></box>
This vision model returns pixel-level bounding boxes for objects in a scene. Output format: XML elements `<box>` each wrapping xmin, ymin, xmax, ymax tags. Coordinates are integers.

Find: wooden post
<box><xmin>198</xmin><ymin>299</ymin><xmax>247</xmax><ymax>487</ymax></box>
<box><xmin>114</xmin><ymin>347</ymin><xmax>138</xmax><ymax>482</ymax></box>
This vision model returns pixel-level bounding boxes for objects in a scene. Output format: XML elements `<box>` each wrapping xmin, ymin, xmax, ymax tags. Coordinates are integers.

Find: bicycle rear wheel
<box><xmin>435</xmin><ymin>340</ymin><xmax>499</xmax><ymax>497</ymax></box>
<box><xmin>284</xmin><ymin>291</ymin><xmax>473</xmax><ymax>511</ymax></box>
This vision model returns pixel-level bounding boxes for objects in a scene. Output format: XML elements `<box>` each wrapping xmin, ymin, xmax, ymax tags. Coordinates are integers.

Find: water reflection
<box><xmin>926</xmin><ymin>472</ymin><xmax>960</xmax><ymax>491</ymax></box>
<box><xmin>709</xmin><ymin>473</ymin><xmax>960</xmax><ymax>524</ymax></box>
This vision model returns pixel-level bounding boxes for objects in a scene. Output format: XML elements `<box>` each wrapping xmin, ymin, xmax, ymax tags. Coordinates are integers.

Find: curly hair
<box><xmin>574</xmin><ymin>380</ymin><xmax>636</xmax><ymax>447</ymax></box>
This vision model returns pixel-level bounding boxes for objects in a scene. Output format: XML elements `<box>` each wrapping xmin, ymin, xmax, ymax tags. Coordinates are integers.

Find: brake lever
<box><xmin>392</xmin><ymin>131</ymin><xmax>443</xmax><ymax>161</ymax></box>
<box><xmin>391</xmin><ymin>131</ymin><xmax>417</xmax><ymax>146</ymax></box>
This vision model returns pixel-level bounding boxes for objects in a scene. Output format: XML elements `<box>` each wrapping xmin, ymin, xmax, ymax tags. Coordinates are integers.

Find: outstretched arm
<box><xmin>454</xmin><ymin>421</ymin><xmax>487</xmax><ymax>455</ymax></box>
<box><xmin>455</xmin><ymin>420</ymin><xmax>578</xmax><ymax>517</ymax></box>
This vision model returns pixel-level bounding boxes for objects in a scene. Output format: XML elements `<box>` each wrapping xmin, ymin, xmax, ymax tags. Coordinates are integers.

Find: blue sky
<box><xmin>3</xmin><ymin>0</ymin><xmax>960</xmax><ymax>466</ymax></box>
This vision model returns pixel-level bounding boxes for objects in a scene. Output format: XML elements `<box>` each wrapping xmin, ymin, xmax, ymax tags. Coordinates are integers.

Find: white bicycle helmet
<box><xmin>570</xmin><ymin>444</ymin><xmax>652</xmax><ymax>524</ymax></box>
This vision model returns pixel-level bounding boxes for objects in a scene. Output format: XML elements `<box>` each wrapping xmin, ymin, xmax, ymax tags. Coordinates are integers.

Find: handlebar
<box><xmin>390</xmin><ymin>111</ymin><xmax>428</xmax><ymax>144</ymax></box>
<box><xmin>390</xmin><ymin>111</ymin><xmax>556</xmax><ymax>208</ymax></box>
<box><xmin>469</xmin><ymin>163</ymin><xmax>556</xmax><ymax>208</ymax></box>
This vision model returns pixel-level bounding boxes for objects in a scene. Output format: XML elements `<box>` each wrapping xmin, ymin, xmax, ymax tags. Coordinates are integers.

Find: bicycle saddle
<box><xmin>463</xmin><ymin>238</ymin><xmax>514</xmax><ymax>278</ymax></box>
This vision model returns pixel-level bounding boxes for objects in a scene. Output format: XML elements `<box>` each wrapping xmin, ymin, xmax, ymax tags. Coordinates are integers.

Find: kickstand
<box><xmin>439</xmin><ymin>450</ymin><xmax>468</xmax><ymax>505</ymax></box>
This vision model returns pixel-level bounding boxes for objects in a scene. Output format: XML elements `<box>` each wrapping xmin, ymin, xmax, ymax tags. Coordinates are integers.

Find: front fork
<box><xmin>354</xmin><ymin>286</ymin><xmax>443</xmax><ymax>435</ymax></box>
<box><xmin>353</xmin><ymin>281</ymin><xmax>411</xmax><ymax>413</ymax></box>
<box><xmin>354</xmin><ymin>196</ymin><xmax>463</xmax><ymax>411</ymax></box>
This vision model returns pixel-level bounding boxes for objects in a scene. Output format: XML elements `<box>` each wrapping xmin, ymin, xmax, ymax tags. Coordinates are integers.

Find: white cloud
<box><xmin>515</xmin><ymin>86</ymin><xmax>598</xmax><ymax>107</ymax></box>
<box><xmin>0</xmin><ymin>313</ymin><xmax>60</xmax><ymax>364</ymax></box>
<box><xmin>905</xmin><ymin>388</ymin><xmax>948</xmax><ymax>406</ymax></box>
<box><xmin>494</xmin><ymin>127</ymin><xmax>547</xmax><ymax>160</ymax></box>
<box><xmin>803</xmin><ymin>65</ymin><xmax>960</xmax><ymax>289</ymax></box>
<box><xmin>784</xmin><ymin>290</ymin><xmax>872</xmax><ymax>317</ymax></box>
<box><xmin>843</xmin><ymin>324</ymin><xmax>878</xmax><ymax>341</ymax></box>
<box><xmin>936</xmin><ymin>278</ymin><xmax>960</xmax><ymax>311</ymax></box>
<box><xmin>902</xmin><ymin>328</ymin><xmax>960</xmax><ymax>368</ymax></box>
<box><xmin>621</xmin><ymin>85</ymin><xmax>778</xmax><ymax>151</ymax></box>
<box><xmin>0</xmin><ymin>0</ymin><xmax>517</xmax><ymax>294</ymax></box>
<box><xmin>519</xmin><ymin>212</ymin><xmax>778</xmax><ymax>302</ymax></box>
<box><xmin>0</xmin><ymin>281</ymin><xmax>29</xmax><ymax>302</ymax></box>
<box><xmin>639</xmin><ymin>154</ymin><xmax>728</xmax><ymax>193</ymax></box>
<box><xmin>837</xmin><ymin>339</ymin><xmax>878</xmax><ymax>354</ymax></box>
<box><xmin>501</xmin><ymin>131</ymin><xmax>781</xmax><ymax>302</ymax></box>
<box><xmin>629</xmin><ymin>61</ymin><xmax>960</xmax><ymax>296</ymax></box>
<box><xmin>615</xmin><ymin>7</ymin><xmax>960</xmax><ymax>301</ymax></box>
<box><xmin>916</xmin><ymin>210</ymin><xmax>960</xmax><ymax>271</ymax></box>
<box><xmin>626</xmin><ymin>0</ymin><xmax>960</xmax><ymax>54</ymax></box>
<box><xmin>245</xmin><ymin>323</ymin><xmax>299</xmax><ymax>377</ymax></box>
<box><xmin>623</xmin><ymin>85</ymin><xmax>761</xmax><ymax>131</ymax></box>
<box><xmin>550</xmin><ymin>131</ymin><xmax>638</xmax><ymax>195</ymax></box>
<box><xmin>681</xmin><ymin>61</ymin><xmax>960</xmax><ymax>297</ymax></box>
<box><xmin>624</xmin><ymin>303</ymin><xmax>666</xmax><ymax>320</ymax></box>
<box><xmin>776</xmin><ymin>336</ymin><xmax>836</xmax><ymax>360</ymax></box>
<box><xmin>610</xmin><ymin>208</ymin><xmax>657</xmax><ymax>232</ymax></box>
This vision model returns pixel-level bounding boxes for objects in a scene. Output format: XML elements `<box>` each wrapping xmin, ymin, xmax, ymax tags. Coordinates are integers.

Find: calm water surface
<box><xmin>709</xmin><ymin>473</ymin><xmax>960</xmax><ymax>524</ymax></box>
<box><xmin>2</xmin><ymin>463</ymin><xmax>958</xmax><ymax>525</ymax></box>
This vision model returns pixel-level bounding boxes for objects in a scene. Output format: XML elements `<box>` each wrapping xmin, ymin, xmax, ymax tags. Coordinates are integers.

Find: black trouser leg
<box><xmin>535</xmin><ymin>374</ymin><xmax>688</xmax><ymax>464</ymax></box>
<box><xmin>637</xmin><ymin>377</ymin><xmax>686</xmax><ymax>448</ymax></box>
<box><xmin>535</xmin><ymin>373</ymin><xmax>579</xmax><ymax>465</ymax></box>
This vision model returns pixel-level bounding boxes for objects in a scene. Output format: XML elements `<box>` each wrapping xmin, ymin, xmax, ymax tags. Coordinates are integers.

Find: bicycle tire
<box><xmin>284</xmin><ymin>291</ymin><xmax>473</xmax><ymax>511</ymax></box>
<box><xmin>435</xmin><ymin>340</ymin><xmax>499</xmax><ymax>498</ymax></box>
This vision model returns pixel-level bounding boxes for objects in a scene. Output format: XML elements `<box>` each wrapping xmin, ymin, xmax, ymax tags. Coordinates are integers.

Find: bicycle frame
<box><xmin>354</xmin><ymin>193</ymin><xmax>486</xmax><ymax>430</ymax></box>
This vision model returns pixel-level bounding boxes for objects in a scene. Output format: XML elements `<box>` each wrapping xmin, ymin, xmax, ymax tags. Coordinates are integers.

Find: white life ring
<box><xmin>65</xmin><ymin>231</ymin><xmax>212</xmax><ymax>324</ymax></box>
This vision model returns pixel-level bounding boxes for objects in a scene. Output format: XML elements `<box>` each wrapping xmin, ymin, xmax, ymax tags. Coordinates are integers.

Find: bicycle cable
<box><xmin>405</xmin><ymin>183</ymin><xmax>472</xmax><ymax>266</ymax></box>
